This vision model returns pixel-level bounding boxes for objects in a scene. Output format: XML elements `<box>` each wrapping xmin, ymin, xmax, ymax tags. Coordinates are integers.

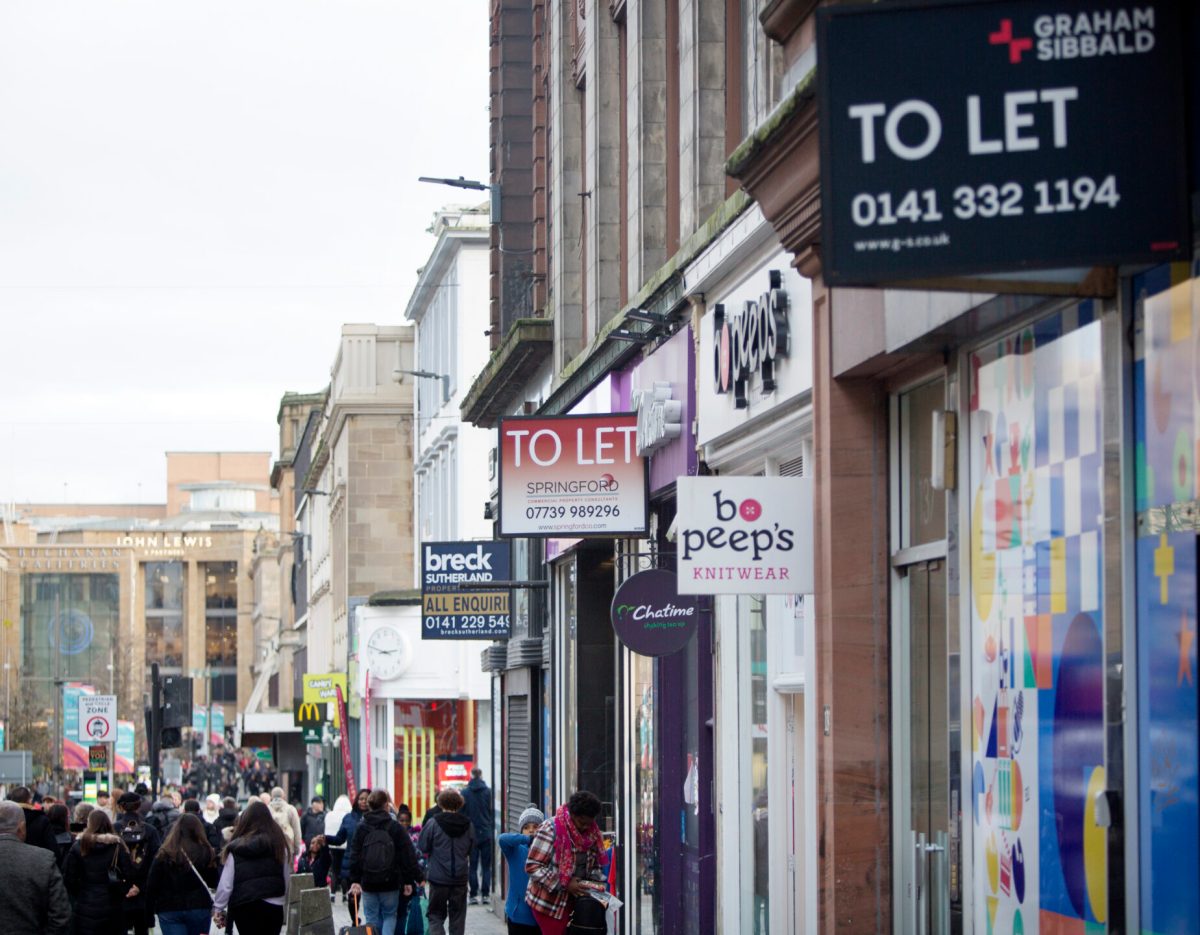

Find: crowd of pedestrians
<box><xmin>0</xmin><ymin>769</ymin><xmax>612</xmax><ymax>935</ymax></box>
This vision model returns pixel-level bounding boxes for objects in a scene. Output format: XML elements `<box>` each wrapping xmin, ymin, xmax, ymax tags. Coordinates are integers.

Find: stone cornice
<box><xmin>726</xmin><ymin>70</ymin><xmax>823</xmax><ymax>268</ymax></box>
<box><xmin>460</xmin><ymin>318</ymin><xmax>554</xmax><ymax>427</ymax></box>
<box><xmin>758</xmin><ymin>0</ymin><xmax>818</xmax><ymax>44</ymax></box>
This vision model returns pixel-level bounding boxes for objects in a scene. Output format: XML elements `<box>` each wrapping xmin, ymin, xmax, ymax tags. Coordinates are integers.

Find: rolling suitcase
<box><xmin>339</xmin><ymin>894</ymin><xmax>379</xmax><ymax>935</ymax></box>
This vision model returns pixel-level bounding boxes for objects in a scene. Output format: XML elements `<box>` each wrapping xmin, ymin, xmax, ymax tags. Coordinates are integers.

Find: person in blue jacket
<box><xmin>497</xmin><ymin>805</ymin><xmax>544</xmax><ymax>935</ymax></box>
<box><xmin>329</xmin><ymin>788</ymin><xmax>370</xmax><ymax>900</ymax></box>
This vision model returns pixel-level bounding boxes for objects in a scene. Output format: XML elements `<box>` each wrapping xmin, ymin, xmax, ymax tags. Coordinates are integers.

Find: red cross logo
<box><xmin>989</xmin><ymin>19</ymin><xmax>1032</xmax><ymax>63</ymax></box>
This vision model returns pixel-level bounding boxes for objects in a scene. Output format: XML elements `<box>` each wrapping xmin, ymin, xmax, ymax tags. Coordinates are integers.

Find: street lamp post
<box><xmin>417</xmin><ymin>173</ymin><xmax>502</xmax><ymax>230</ymax></box>
<box><xmin>393</xmin><ymin>368</ymin><xmax>451</xmax><ymax>404</ymax></box>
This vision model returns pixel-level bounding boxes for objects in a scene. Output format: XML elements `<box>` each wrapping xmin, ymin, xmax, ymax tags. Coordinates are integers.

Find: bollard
<box><xmin>297</xmin><ymin>886</ymin><xmax>336</xmax><ymax>935</ymax></box>
<box><xmin>286</xmin><ymin>872</ymin><xmax>315</xmax><ymax>935</ymax></box>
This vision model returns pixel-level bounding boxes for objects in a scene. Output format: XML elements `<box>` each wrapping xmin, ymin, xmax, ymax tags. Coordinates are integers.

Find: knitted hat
<box><xmin>518</xmin><ymin>805</ymin><xmax>545</xmax><ymax>829</ymax></box>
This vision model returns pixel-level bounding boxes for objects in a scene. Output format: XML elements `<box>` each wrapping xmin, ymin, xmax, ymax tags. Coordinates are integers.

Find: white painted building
<box><xmin>407</xmin><ymin>205</ymin><xmax>494</xmax><ymax>553</ymax></box>
<box><xmin>359</xmin><ymin>206</ymin><xmax>495</xmax><ymax>810</ymax></box>
<box><xmin>686</xmin><ymin>209</ymin><xmax>818</xmax><ymax>935</ymax></box>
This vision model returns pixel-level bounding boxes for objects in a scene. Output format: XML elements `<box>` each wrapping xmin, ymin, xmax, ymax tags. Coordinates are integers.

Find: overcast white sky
<box><xmin>0</xmin><ymin>1</ymin><xmax>488</xmax><ymax>505</ymax></box>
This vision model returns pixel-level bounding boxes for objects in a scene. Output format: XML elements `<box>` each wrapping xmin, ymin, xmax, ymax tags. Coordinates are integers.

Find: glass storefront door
<box><xmin>893</xmin><ymin>376</ymin><xmax>961</xmax><ymax>935</ymax></box>
<box><xmin>900</xmin><ymin>560</ymin><xmax>956</xmax><ymax>935</ymax></box>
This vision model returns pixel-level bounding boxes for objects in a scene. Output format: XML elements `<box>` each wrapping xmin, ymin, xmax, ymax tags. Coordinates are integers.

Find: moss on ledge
<box><xmin>726</xmin><ymin>67</ymin><xmax>817</xmax><ymax>179</ymax></box>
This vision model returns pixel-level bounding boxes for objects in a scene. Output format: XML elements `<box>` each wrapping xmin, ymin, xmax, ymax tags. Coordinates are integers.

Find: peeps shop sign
<box><xmin>816</xmin><ymin>0</ymin><xmax>1188</xmax><ymax>285</ymax></box>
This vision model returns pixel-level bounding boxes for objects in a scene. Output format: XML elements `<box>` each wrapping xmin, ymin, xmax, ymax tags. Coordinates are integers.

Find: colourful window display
<box><xmin>968</xmin><ymin>306</ymin><xmax>1107</xmax><ymax>932</ymax></box>
<box><xmin>392</xmin><ymin>699</ymin><xmax>477</xmax><ymax>822</ymax></box>
<box><xmin>1133</xmin><ymin>262</ymin><xmax>1199</xmax><ymax>935</ymax></box>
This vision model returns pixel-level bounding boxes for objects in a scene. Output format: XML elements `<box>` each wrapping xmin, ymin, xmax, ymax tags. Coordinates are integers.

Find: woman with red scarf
<box><xmin>523</xmin><ymin>791</ymin><xmax>605</xmax><ymax>935</ymax></box>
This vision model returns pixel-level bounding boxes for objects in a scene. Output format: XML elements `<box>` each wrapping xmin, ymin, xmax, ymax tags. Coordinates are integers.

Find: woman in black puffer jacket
<box><xmin>145</xmin><ymin>813</ymin><xmax>221</xmax><ymax>934</ymax></box>
<box><xmin>211</xmin><ymin>801</ymin><xmax>291</xmax><ymax>934</ymax></box>
<box><xmin>63</xmin><ymin>810</ymin><xmax>136</xmax><ymax>935</ymax></box>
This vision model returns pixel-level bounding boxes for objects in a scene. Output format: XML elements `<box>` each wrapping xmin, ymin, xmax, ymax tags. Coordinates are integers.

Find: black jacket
<box><xmin>145</xmin><ymin>848</ymin><xmax>220</xmax><ymax>913</ymax></box>
<box><xmin>213</xmin><ymin>806</ymin><xmax>239</xmax><ymax>842</ymax></box>
<box><xmin>18</xmin><ymin>804</ymin><xmax>60</xmax><ymax>855</ymax></box>
<box><xmin>462</xmin><ymin>777</ymin><xmax>493</xmax><ymax>841</ymax></box>
<box><xmin>204</xmin><ymin>819</ymin><xmax>225</xmax><ymax>852</ymax></box>
<box><xmin>300</xmin><ymin>807</ymin><xmax>327</xmax><ymax>844</ymax></box>
<box><xmin>145</xmin><ymin>800</ymin><xmax>180</xmax><ymax>837</ymax></box>
<box><xmin>62</xmin><ymin>835</ymin><xmax>134</xmax><ymax>935</ymax></box>
<box><xmin>347</xmin><ymin>810</ymin><xmax>423</xmax><ymax>892</ymax></box>
<box><xmin>226</xmin><ymin>834</ymin><xmax>287</xmax><ymax>907</ymax></box>
<box><xmin>53</xmin><ymin>829</ymin><xmax>74</xmax><ymax>868</ymax></box>
<box><xmin>416</xmin><ymin>811</ymin><xmax>474</xmax><ymax>886</ymax></box>
<box><xmin>298</xmin><ymin>846</ymin><xmax>333</xmax><ymax>888</ymax></box>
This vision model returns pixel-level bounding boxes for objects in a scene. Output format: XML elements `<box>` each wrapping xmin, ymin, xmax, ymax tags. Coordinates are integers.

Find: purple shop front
<box><xmin>631</xmin><ymin>325</ymin><xmax>697</xmax><ymax>495</ymax></box>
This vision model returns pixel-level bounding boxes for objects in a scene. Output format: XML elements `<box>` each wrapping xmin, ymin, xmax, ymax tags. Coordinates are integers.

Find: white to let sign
<box><xmin>78</xmin><ymin>694</ymin><xmax>117</xmax><ymax>743</ymax></box>
<box><xmin>676</xmin><ymin>476</ymin><xmax>814</xmax><ymax>595</ymax></box>
<box><xmin>498</xmin><ymin>413</ymin><xmax>649</xmax><ymax>537</ymax></box>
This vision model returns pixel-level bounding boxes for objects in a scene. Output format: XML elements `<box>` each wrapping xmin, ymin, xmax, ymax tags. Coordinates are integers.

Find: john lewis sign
<box><xmin>817</xmin><ymin>0</ymin><xmax>1187</xmax><ymax>285</ymax></box>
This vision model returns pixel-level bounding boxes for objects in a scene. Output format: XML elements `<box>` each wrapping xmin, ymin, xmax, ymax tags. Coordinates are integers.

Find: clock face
<box><xmin>366</xmin><ymin>625</ymin><xmax>408</xmax><ymax>680</ymax></box>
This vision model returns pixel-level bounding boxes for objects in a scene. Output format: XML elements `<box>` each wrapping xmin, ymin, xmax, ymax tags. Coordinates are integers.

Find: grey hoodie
<box><xmin>417</xmin><ymin>810</ymin><xmax>474</xmax><ymax>886</ymax></box>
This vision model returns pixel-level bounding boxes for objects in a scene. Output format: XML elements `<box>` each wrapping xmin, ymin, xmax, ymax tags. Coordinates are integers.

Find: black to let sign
<box><xmin>816</xmin><ymin>0</ymin><xmax>1188</xmax><ymax>285</ymax></box>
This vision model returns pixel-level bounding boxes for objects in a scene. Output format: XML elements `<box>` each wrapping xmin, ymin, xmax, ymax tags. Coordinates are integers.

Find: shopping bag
<box><xmin>604</xmin><ymin>893</ymin><xmax>624</xmax><ymax>935</ymax></box>
<box><xmin>398</xmin><ymin>886</ymin><xmax>426</xmax><ymax>935</ymax></box>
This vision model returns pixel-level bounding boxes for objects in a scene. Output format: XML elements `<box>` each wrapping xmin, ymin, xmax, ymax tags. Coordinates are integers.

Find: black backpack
<box><xmin>567</xmin><ymin>890</ymin><xmax>608</xmax><ymax>934</ymax></box>
<box><xmin>121</xmin><ymin>819</ymin><xmax>148</xmax><ymax>868</ymax></box>
<box><xmin>360</xmin><ymin>824</ymin><xmax>395</xmax><ymax>886</ymax></box>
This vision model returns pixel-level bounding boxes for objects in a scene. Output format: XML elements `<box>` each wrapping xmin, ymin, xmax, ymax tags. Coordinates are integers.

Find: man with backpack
<box><xmin>114</xmin><ymin>791</ymin><xmax>161</xmax><ymax>935</ymax></box>
<box><xmin>347</xmin><ymin>789</ymin><xmax>423</xmax><ymax>935</ymax></box>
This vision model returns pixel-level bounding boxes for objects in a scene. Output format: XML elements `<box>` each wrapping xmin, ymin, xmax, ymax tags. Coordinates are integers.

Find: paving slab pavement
<box><xmin>330</xmin><ymin>892</ymin><xmax>509</xmax><ymax>935</ymax></box>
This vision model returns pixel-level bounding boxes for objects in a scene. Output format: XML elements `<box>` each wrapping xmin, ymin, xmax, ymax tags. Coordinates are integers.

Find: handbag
<box><xmin>106</xmin><ymin>847</ymin><xmax>124</xmax><ymax>887</ymax></box>
<box><xmin>185</xmin><ymin>854</ymin><xmax>217</xmax><ymax>901</ymax></box>
<box><xmin>566</xmin><ymin>889</ymin><xmax>609</xmax><ymax>934</ymax></box>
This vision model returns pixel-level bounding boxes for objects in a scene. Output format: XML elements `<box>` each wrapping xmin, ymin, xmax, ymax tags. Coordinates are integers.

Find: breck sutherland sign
<box><xmin>816</xmin><ymin>0</ymin><xmax>1188</xmax><ymax>285</ymax></box>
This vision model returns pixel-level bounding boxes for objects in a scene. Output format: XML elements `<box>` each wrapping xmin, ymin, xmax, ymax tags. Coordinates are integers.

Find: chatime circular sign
<box><xmin>610</xmin><ymin>569</ymin><xmax>702</xmax><ymax>656</ymax></box>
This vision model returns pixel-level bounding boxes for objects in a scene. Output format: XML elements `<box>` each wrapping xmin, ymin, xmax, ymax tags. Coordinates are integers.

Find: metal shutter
<box><xmin>506</xmin><ymin>695</ymin><xmax>531</xmax><ymax>830</ymax></box>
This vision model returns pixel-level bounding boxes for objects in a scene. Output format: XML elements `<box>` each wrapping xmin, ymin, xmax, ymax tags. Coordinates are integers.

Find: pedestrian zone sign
<box><xmin>79</xmin><ymin>694</ymin><xmax>117</xmax><ymax>743</ymax></box>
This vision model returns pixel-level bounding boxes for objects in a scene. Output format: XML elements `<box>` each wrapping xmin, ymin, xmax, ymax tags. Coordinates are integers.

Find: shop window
<box><xmin>145</xmin><ymin>562</ymin><xmax>184</xmax><ymax>671</ymax></box>
<box><xmin>632</xmin><ymin>652</ymin><xmax>658</xmax><ymax>934</ymax></box>
<box><xmin>1132</xmin><ymin>266</ymin><xmax>1199</xmax><ymax>934</ymax></box>
<box><xmin>210</xmin><ymin>672</ymin><xmax>237</xmax><ymax>703</ymax></box>
<box><xmin>736</xmin><ymin>594</ymin><xmax>769</xmax><ymax>934</ymax></box>
<box><xmin>967</xmin><ymin>309</ymin><xmax>1107</xmax><ymax>932</ymax></box>
<box><xmin>899</xmin><ymin>378</ymin><xmax>947</xmax><ymax>549</ymax></box>
<box><xmin>21</xmin><ymin>573</ymin><xmax>120</xmax><ymax>712</ymax></box>
<box><xmin>393</xmin><ymin>699</ymin><xmax>478</xmax><ymax>821</ymax></box>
